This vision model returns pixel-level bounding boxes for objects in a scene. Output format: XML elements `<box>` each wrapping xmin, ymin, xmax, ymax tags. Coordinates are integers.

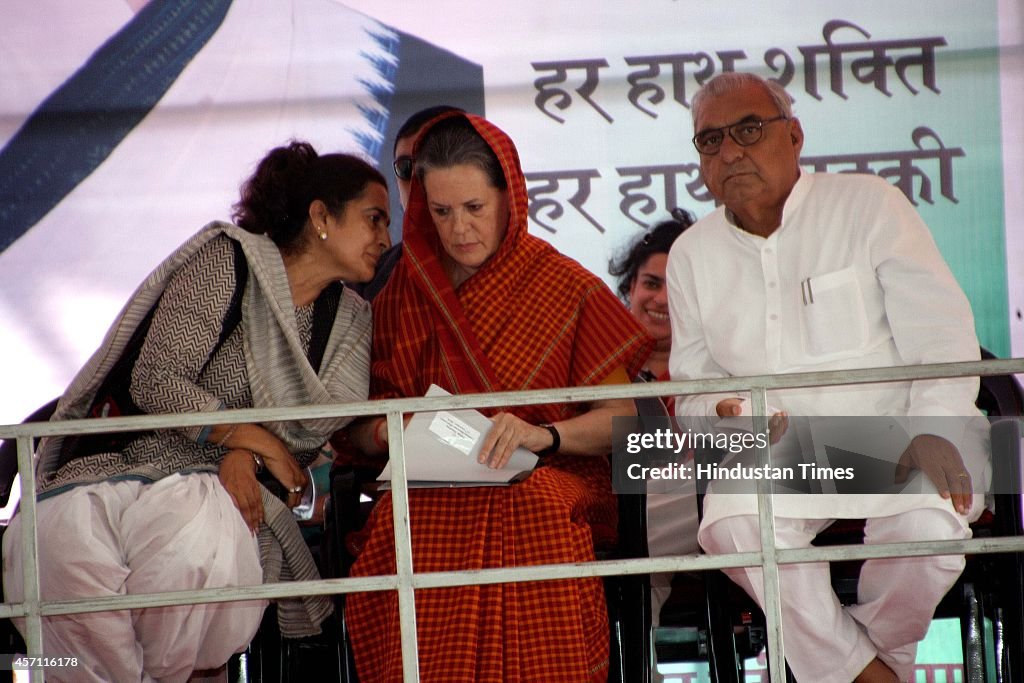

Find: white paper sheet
<box><xmin>377</xmin><ymin>385</ymin><xmax>539</xmax><ymax>487</ymax></box>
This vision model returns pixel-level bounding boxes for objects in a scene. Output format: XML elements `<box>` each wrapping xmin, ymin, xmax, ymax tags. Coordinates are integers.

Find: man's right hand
<box><xmin>716</xmin><ymin>398</ymin><xmax>744</xmax><ymax>417</ymax></box>
<box><xmin>716</xmin><ymin>398</ymin><xmax>789</xmax><ymax>444</ymax></box>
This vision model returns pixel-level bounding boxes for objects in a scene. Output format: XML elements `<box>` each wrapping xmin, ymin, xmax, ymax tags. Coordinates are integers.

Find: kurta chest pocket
<box><xmin>798</xmin><ymin>266</ymin><xmax>870</xmax><ymax>359</ymax></box>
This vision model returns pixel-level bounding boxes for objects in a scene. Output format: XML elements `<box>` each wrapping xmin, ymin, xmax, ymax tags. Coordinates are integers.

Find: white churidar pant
<box><xmin>699</xmin><ymin>508</ymin><xmax>969</xmax><ymax>683</ymax></box>
<box><xmin>3</xmin><ymin>473</ymin><xmax>266</xmax><ymax>683</ymax></box>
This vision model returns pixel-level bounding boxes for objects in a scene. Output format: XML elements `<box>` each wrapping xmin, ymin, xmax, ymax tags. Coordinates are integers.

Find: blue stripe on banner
<box><xmin>0</xmin><ymin>0</ymin><xmax>232</xmax><ymax>253</ymax></box>
<box><xmin>353</xmin><ymin>29</ymin><xmax>402</xmax><ymax>161</ymax></box>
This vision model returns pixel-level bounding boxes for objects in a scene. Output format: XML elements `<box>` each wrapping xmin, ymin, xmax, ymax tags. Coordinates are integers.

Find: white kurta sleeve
<box><xmin>666</xmin><ymin>237</ymin><xmax>743</xmax><ymax>419</ymax></box>
<box><xmin>869</xmin><ymin>180</ymin><xmax>981</xmax><ymax>441</ymax></box>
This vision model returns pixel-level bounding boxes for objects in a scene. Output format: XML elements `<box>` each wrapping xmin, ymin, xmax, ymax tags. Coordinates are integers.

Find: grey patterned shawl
<box><xmin>35</xmin><ymin>221</ymin><xmax>371</xmax><ymax>636</ymax></box>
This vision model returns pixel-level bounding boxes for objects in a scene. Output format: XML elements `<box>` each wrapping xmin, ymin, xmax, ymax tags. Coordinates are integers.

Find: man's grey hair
<box><xmin>691</xmin><ymin>72</ymin><xmax>794</xmax><ymax>126</ymax></box>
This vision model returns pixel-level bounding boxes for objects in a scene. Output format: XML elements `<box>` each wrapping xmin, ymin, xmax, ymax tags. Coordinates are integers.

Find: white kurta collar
<box><xmin>722</xmin><ymin>171</ymin><xmax>813</xmax><ymax>243</ymax></box>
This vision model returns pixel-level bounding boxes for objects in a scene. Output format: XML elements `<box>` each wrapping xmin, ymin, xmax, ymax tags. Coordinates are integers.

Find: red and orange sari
<box><xmin>347</xmin><ymin>113</ymin><xmax>652</xmax><ymax>682</ymax></box>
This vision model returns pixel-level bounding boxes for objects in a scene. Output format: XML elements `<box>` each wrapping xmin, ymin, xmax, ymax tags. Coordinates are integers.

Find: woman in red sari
<box><xmin>344</xmin><ymin>112</ymin><xmax>652</xmax><ymax>682</ymax></box>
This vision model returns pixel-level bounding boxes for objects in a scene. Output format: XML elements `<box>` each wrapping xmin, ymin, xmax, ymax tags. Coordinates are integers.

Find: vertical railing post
<box><xmin>16</xmin><ymin>436</ymin><xmax>45</xmax><ymax>682</ymax></box>
<box><xmin>385</xmin><ymin>411</ymin><xmax>420</xmax><ymax>682</ymax></box>
<box><xmin>750</xmin><ymin>387</ymin><xmax>787</xmax><ymax>683</ymax></box>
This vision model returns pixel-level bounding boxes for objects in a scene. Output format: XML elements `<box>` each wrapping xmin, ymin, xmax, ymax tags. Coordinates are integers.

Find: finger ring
<box><xmin>957</xmin><ymin>472</ymin><xmax>969</xmax><ymax>479</ymax></box>
<box><xmin>289</xmin><ymin>486</ymin><xmax>303</xmax><ymax>494</ymax></box>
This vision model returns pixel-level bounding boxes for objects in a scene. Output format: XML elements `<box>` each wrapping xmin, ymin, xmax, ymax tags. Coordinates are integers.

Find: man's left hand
<box><xmin>895</xmin><ymin>434</ymin><xmax>972</xmax><ymax>515</ymax></box>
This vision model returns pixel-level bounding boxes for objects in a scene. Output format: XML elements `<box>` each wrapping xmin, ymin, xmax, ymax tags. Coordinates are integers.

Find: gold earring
<box><xmin>318</xmin><ymin>227</ymin><xmax>328</xmax><ymax>241</ymax></box>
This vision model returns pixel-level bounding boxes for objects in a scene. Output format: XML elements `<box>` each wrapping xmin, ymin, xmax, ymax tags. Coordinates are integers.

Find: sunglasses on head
<box><xmin>393</xmin><ymin>156</ymin><xmax>414</xmax><ymax>181</ymax></box>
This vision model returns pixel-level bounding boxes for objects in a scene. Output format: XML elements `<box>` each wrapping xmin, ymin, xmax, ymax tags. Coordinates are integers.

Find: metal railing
<box><xmin>2</xmin><ymin>357</ymin><xmax>1023</xmax><ymax>682</ymax></box>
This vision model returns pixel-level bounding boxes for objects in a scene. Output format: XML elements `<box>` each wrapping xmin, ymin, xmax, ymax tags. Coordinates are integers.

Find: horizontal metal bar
<box><xmin>406</xmin><ymin>535</ymin><xmax>1024</xmax><ymax>588</ymax></box>
<box><xmin>0</xmin><ymin>574</ymin><xmax>400</xmax><ymax>619</ymax></box>
<box><xmin>1</xmin><ymin>534</ymin><xmax>1020</xmax><ymax>620</ymax></box>
<box><xmin>2</xmin><ymin>358</ymin><xmax>1021</xmax><ymax>438</ymax></box>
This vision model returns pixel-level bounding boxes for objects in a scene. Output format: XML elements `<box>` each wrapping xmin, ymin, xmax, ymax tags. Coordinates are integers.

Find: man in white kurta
<box><xmin>666</xmin><ymin>72</ymin><xmax>987</xmax><ymax>683</ymax></box>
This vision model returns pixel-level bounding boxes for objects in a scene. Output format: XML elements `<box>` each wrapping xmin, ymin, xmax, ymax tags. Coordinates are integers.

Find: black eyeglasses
<box><xmin>393</xmin><ymin>155</ymin><xmax>414</xmax><ymax>181</ymax></box>
<box><xmin>692</xmin><ymin>115</ymin><xmax>788</xmax><ymax>155</ymax></box>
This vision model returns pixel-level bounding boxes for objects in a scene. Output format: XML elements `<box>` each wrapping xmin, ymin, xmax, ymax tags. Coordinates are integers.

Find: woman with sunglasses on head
<box><xmin>355</xmin><ymin>105</ymin><xmax>465</xmax><ymax>302</ymax></box>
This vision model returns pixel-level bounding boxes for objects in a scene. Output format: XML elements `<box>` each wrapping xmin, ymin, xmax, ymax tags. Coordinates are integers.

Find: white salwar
<box><xmin>665</xmin><ymin>171</ymin><xmax>988</xmax><ymax>681</ymax></box>
<box><xmin>3</xmin><ymin>473</ymin><xmax>265</xmax><ymax>683</ymax></box>
<box><xmin>701</xmin><ymin>510</ymin><xmax>968</xmax><ymax>683</ymax></box>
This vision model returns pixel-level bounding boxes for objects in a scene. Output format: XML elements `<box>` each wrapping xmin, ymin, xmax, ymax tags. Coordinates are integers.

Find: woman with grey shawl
<box><xmin>3</xmin><ymin>141</ymin><xmax>389</xmax><ymax>682</ymax></box>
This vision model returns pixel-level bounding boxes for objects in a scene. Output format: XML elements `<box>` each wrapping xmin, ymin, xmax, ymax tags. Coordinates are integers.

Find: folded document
<box><xmin>377</xmin><ymin>385</ymin><xmax>539</xmax><ymax>487</ymax></box>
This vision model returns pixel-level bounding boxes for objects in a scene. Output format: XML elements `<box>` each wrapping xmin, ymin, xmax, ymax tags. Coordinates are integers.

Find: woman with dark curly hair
<box><xmin>3</xmin><ymin>141</ymin><xmax>389</xmax><ymax>681</ymax></box>
<box><xmin>609</xmin><ymin>210</ymin><xmax>695</xmax><ymax>387</ymax></box>
<box><xmin>610</xmin><ymin>210</ymin><xmax>700</xmax><ymax>661</ymax></box>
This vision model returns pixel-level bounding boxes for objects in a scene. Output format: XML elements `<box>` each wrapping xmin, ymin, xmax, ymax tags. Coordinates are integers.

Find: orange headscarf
<box><xmin>371</xmin><ymin>113</ymin><xmax>650</xmax><ymax>423</ymax></box>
